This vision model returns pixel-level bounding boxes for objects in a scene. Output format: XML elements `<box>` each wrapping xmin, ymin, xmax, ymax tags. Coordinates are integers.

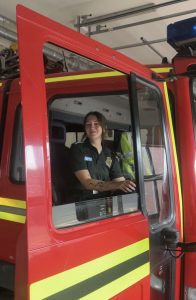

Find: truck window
<box><xmin>10</xmin><ymin>106</ymin><xmax>25</xmax><ymax>183</ymax></box>
<box><xmin>136</xmin><ymin>79</ymin><xmax>173</xmax><ymax>226</ymax></box>
<box><xmin>49</xmin><ymin>93</ymin><xmax>138</xmax><ymax>229</ymax></box>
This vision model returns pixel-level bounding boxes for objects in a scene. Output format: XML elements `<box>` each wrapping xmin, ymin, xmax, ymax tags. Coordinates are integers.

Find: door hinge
<box><xmin>161</xmin><ymin>228</ymin><xmax>196</xmax><ymax>259</ymax></box>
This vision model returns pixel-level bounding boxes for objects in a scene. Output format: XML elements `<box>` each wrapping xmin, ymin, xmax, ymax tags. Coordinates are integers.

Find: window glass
<box><xmin>136</xmin><ymin>81</ymin><xmax>172</xmax><ymax>225</ymax></box>
<box><xmin>10</xmin><ymin>107</ymin><xmax>25</xmax><ymax>183</ymax></box>
<box><xmin>49</xmin><ymin>94</ymin><xmax>138</xmax><ymax>228</ymax></box>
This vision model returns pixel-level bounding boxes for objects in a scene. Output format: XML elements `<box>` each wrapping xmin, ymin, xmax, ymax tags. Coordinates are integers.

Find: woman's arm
<box><xmin>75</xmin><ymin>170</ymin><xmax>136</xmax><ymax>193</ymax></box>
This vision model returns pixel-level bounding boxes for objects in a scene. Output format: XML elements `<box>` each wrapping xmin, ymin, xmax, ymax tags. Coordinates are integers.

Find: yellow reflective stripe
<box><xmin>45</xmin><ymin>71</ymin><xmax>124</xmax><ymax>83</ymax></box>
<box><xmin>0</xmin><ymin>211</ymin><xmax>25</xmax><ymax>224</ymax></box>
<box><xmin>0</xmin><ymin>197</ymin><xmax>26</xmax><ymax>223</ymax></box>
<box><xmin>80</xmin><ymin>263</ymin><xmax>150</xmax><ymax>300</ymax></box>
<box><xmin>0</xmin><ymin>197</ymin><xmax>26</xmax><ymax>209</ymax></box>
<box><xmin>163</xmin><ymin>83</ymin><xmax>183</xmax><ymax>237</ymax></box>
<box><xmin>30</xmin><ymin>238</ymin><xmax>149</xmax><ymax>299</ymax></box>
<box><xmin>151</xmin><ymin>67</ymin><xmax>173</xmax><ymax>73</ymax></box>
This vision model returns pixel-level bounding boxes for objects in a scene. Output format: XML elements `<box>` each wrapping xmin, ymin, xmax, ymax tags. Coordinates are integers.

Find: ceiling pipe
<box><xmin>140</xmin><ymin>37</ymin><xmax>165</xmax><ymax>59</ymax></box>
<box><xmin>75</xmin><ymin>0</ymin><xmax>188</xmax><ymax>28</ymax></box>
<box><xmin>0</xmin><ymin>27</ymin><xmax>17</xmax><ymax>43</ymax></box>
<box><xmin>114</xmin><ymin>38</ymin><xmax>167</xmax><ymax>51</ymax></box>
<box><xmin>89</xmin><ymin>8</ymin><xmax>196</xmax><ymax>36</ymax></box>
<box><xmin>75</xmin><ymin>3</ymin><xmax>155</xmax><ymax>30</ymax></box>
<box><xmin>0</xmin><ymin>14</ymin><xmax>16</xmax><ymax>26</ymax></box>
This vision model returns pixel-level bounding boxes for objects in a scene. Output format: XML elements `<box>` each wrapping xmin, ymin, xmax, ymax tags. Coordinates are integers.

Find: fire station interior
<box><xmin>1</xmin><ymin>1</ymin><xmax>196</xmax><ymax>299</ymax></box>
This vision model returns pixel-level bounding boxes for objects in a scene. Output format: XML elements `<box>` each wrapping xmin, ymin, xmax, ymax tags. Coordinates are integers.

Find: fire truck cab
<box><xmin>0</xmin><ymin>5</ymin><xmax>195</xmax><ymax>300</ymax></box>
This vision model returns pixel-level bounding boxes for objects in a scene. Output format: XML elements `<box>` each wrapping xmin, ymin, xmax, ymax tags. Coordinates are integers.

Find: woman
<box><xmin>69</xmin><ymin>111</ymin><xmax>136</xmax><ymax>201</ymax></box>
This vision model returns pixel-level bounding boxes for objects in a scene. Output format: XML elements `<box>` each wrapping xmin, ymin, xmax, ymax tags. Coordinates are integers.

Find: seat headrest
<box><xmin>51</xmin><ymin>121</ymin><xmax>66</xmax><ymax>144</ymax></box>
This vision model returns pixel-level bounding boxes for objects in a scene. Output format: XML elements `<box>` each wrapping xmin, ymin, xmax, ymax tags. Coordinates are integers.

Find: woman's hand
<box><xmin>74</xmin><ymin>170</ymin><xmax>136</xmax><ymax>193</ymax></box>
<box><xmin>118</xmin><ymin>180</ymin><xmax>136</xmax><ymax>193</ymax></box>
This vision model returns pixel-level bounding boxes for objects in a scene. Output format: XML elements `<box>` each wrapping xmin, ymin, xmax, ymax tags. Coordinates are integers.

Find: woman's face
<box><xmin>85</xmin><ymin>115</ymin><xmax>103</xmax><ymax>142</ymax></box>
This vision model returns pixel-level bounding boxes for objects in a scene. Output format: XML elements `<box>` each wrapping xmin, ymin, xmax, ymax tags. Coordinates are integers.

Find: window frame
<box><xmin>48</xmin><ymin>89</ymin><xmax>141</xmax><ymax>229</ymax></box>
<box><xmin>130</xmin><ymin>74</ymin><xmax>175</xmax><ymax>231</ymax></box>
<box><xmin>190</xmin><ymin>77</ymin><xmax>196</xmax><ymax>143</ymax></box>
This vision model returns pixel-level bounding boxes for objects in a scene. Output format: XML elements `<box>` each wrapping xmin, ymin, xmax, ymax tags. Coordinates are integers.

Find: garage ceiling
<box><xmin>0</xmin><ymin>0</ymin><xmax>195</xmax><ymax>65</ymax></box>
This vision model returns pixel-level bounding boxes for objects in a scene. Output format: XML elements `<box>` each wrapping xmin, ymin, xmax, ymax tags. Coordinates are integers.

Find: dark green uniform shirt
<box><xmin>69</xmin><ymin>139</ymin><xmax>122</xmax><ymax>201</ymax></box>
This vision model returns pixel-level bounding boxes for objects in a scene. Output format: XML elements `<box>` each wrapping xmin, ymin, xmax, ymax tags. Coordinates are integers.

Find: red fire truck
<box><xmin>0</xmin><ymin>5</ymin><xmax>195</xmax><ymax>300</ymax></box>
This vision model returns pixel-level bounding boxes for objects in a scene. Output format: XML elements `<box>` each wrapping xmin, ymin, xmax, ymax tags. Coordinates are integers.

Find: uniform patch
<box><xmin>84</xmin><ymin>156</ymin><xmax>93</xmax><ymax>161</ymax></box>
<box><xmin>105</xmin><ymin>156</ymin><xmax>112</xmax><ymax>168</ymax></box>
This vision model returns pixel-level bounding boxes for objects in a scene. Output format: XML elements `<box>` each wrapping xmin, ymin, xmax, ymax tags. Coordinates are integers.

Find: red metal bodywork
<box><xmin>150</xmin><ymin>57</ymin><xmax>196</xmax><ymax>298</ymax></box>
<box><xmin>172</xmin><ymin>57</ymin><xmax>196</xmax><ymax>291</ymax></box>
<box><xmin>0</xmin><ymin>80</ymin><xmax>25</xmax><ymax>263</ymax></box>
<box><xmin>0</xmin><ymin>73</ymin><xmax>152</xmax><ymax>299</ymax></box>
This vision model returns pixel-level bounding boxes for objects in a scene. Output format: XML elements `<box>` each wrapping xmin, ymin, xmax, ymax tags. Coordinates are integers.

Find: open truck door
<box><xmin>10</xmin><ymin>5</ymin><xmax>183</xmax><ymax>299</ymax></box>
<box><xmin>150</xmin><ymin>16</ymin><xmax>196</xmax><ymax>299</ymax></box>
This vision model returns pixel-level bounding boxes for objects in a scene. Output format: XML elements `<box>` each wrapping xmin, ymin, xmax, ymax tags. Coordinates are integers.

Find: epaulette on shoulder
<box><xmin>73</xmin><ymin>141</ymin><xmax>83</xmax><ymax>145</ymax></box>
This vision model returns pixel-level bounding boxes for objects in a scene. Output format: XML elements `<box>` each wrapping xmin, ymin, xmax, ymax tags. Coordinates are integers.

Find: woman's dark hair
<box><xmin>82</xmin><ymin>111</ymin><xmax>107</xmax><ymax>141</ymax></box>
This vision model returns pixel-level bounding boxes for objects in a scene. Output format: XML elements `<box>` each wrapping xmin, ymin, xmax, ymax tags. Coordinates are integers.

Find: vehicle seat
<box><xmin>115</xmin><ymin>131</ymin><xmax>135</xmax><ymax>180</ymax></box>
<box><xmin>50</xmin><ymin>121</ymin><xmax>70</xmax><ymax>205</ymax></box>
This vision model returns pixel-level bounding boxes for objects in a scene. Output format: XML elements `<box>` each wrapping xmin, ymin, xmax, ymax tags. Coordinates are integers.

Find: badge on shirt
<box><xmin>84</xmin><ymin>156</ymin><xmax>93</xmax><ymax>161</ymax></box>
<box><xmin>105</xmin><ymin>156</ymin><xmax>112</xmax><ymax>168</ymax></box>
